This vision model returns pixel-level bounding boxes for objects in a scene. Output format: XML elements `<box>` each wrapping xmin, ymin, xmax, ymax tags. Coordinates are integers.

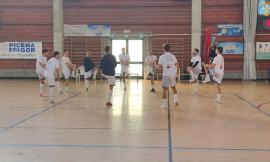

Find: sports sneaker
<box><xmin>150</xmin><ymin>88</ymin><xmax>156</xmax><ymax>93</ymax></box>
<box><xmin>106</xmin><ymin>102</ymin><xmax>113</xmax><ymax>106</ymax></box>
<box><xmin>213</xmin><ymin>98</ymin><xmax>221</xmax><ymax>104</ymax></box>
<box><xmin>161</xmin><ymin>104</ymin><xmax>168</xmax><ymax>110</ymax></box>
<box><xmin>203</xmin><ymin>77</ymin><xmax>211</xmax><ymax>83</ymax></box>
<box><xmin>189</xmin><ymin>79</ymin><xmax>195</xmax><ymax>83</ymax></box>
<box><xmin>40</xmin><ymin>94</ymin><xmax>47</xmax><ymax>97</ymax></box>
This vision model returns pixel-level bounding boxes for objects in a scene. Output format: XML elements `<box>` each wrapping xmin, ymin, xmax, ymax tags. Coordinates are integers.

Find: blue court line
<box><xmin>0</xmin><ymin>92</ymin><xmax>81</xmax><ymax>135</ymax></box>
<box><xmin>173</xmin><ymin>147</ymin><xmax>270</xmax><ymax>152</ymax></box>
<box><xmin>229</xmin><ymin>90</ymin><xmax>270</xmax><ymax>118</ymax></box>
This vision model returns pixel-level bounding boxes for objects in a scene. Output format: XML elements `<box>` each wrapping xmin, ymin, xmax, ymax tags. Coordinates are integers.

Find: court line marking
<box><xmin>229</xmin><ymin>90</ymin><xmax>270</xmax><ymax>118</ymax></box>
<box><xmin>0</xmin><ymin>144</ymin><xmax>270</xmax><ymax>153</ymax></box>
<box><xmin>167</xmin><ymin>90</ymin><xmax>173</xmax><ymax>162</ymax></box>
<box><xmin>13</xmin><ymin>127</ymin><xmax>168</xmax><ymax>131</ymax></box>
<box><xmin>257</xmin><ymin>102</ymin><xmax>270</xmax><ymax>109</ymax></box>
<box><xmin>0</xmin><ymin>92</ymin><xmax>81</xmax><ymax>135</ymax></box>
<box><xmin>173</xmin><ymin>147</ymin><xmax>270</xmax><ymax>152</ymax></box>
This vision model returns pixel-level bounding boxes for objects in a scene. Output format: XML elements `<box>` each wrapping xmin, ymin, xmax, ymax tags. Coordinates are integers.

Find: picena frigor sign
<box><xmin>9</xmin><ymin>42</ymin><xmax>36</xmax><ymax>53</ymax></box>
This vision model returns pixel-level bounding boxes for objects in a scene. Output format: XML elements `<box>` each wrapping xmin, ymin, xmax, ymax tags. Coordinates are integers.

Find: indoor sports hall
<box><xmin>0</xmin><ymin>0</ymin><xmax>269</xmax><ymax>162</ymax></box>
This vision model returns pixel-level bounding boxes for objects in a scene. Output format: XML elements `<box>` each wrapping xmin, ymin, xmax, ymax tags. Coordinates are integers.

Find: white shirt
<box><xmin>119</xmin><ymin>53</ymin><xmax>130</xmax><ymax>67</ymax></box>
<box><xmin>191</xmin><ymin>55</ymin><xmax>202</xmax><ymax>70</ymax></box>
<box><xmin>158</xmin><ymin>52</ymin><xmax>178</xmax><ymax>76</ymax></box>
<box><xmin>44</xmin><ymin>57</ymin><xmax>60</xmax><ymax>77</ymax></box>
<box><xmin>36</xmin><ymin>55</ymin><xmax>47</xmax><ymax>72</ymax></box>
<box><xmin>213</xmin><ymin>54</ymin><xmax>224</xmax><ymax>75</ymax></box>
<box><xmin>145</xmin><ymin>55</ymin><xmax>157</xmax><ymax>72</ymax></box>
<box><xmin>62</xmin><ymin>56</ymin><xmax>71</xmax><ymax>71</ymax></box>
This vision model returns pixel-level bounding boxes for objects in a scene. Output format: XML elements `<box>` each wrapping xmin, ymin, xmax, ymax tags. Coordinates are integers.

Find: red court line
<box><xmin>257</xmin><ymin>102</ymin><xmax>270</xmax><ymax>109</ymax></box>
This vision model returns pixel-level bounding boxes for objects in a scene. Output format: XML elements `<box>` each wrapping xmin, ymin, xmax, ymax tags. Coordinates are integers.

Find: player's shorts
<box><xmin>36</xmin><ymin>69</ymin><xmax>45</xmax><ymax>80</ymax></box>
<box><xmin>63</xmin><ymin>69</ymin><xmax>71</xmax><ymax>80</ymax></box>
<box><xmin>209</xmin><ymin>68</ymin><xmax>214</xmax><ymax>75</ymax></box>
<box><xmin>213</xmin><ymin>73</ymin><xmax>224</xmax><ymax>85</ymax></box>
<box><xmin>191</xmin><ymin>67</ymin><xmax>201</xmax><ymax>80</ymax></box>
<box><xmin>45</xmin><ymin>75</ymin><xmax>56</xmax><ymax>86</ymax></box>
<box><xmin>162</xmin><ymin>75</ymin><xmax>176</xmax><ymax>88</ymax></box>
<box><xmin>121</xmin><ymin>66</ymin><xmax>129</xmax><ymax>75</ymax></box>
<box><xmin>102</xmin><ymin>74</ymin><xmax>116</xmax><ymax>86</ymax></box>
<box><xmin>84</xmin><ymin>71</ymin><xmax>92</xmax><ymax>79</ymax></box>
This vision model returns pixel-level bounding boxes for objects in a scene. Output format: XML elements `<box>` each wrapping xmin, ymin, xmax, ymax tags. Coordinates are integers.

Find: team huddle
<box><xmin>36</xmin><ymin>43</ymin><xmax>224</xmax><ymax>108</ymax></box>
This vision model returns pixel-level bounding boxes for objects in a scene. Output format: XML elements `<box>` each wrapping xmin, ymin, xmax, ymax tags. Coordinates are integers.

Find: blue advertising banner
<box><xmin>217</xmin><ymin>24</ymin><xmax>243</xmax><ymax>36</ymax></box>
<box><xmin>87</xmin><ymin>24</ymin><xmax>111</xmax><ymax>37</ymax></box>
<box><xmin>218</xmin><ymin>42</ymin><xmax>244</xmax><ymax>54</ymax></box>
<box><xmin>0</xmin><ymin>42</ymin><xmax>42</xmax><ymax>59</ymax></box>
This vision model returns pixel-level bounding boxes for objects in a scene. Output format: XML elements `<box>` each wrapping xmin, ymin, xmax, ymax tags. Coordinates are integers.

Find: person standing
<box><xmin>100</xmin><ymin>46</ymin><xmax>117</xmax><ymax>106</ymax></box>
<box><xmin>158</xmin><ymin>43</ymin><xmax>179</xmax><ymax>110</ymax></box>
<box><xmin>44</xmin><ymin>51</ymin><xmax>61</xmax><ymax>104</ymax></box>
<box><xmin>144</xmin><ymin>50</ymin><xmax>158</xmax><ymax>92</ymax></box>
<box><xmin>119</xmin><ymin>48</ymin><xmax>130</xmax><ymax>90</ymax></box>
<box><xmin>83</xmin><ymin>50</ymin><xmax>96</xmax><ymax>91</ymax></box>
<box><xmin>36</xmin><ymin>49</ymin><xmax>48</xmax><ymax>97</ymax></box>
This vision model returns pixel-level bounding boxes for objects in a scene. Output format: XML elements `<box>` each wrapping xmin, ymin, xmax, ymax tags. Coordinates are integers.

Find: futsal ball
<box><xmin>70</xmin><ymin>64</ymin><xmax>77</xmax><ymax>70</ymax></box>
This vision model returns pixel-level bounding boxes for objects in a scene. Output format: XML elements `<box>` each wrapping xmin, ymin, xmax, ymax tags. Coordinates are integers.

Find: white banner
<box><xmin>0</xmin><ymin>42</ymin><xmax>42</xmax><ymax>59</ymax></box>
<box><xmin>64</xmin><ymin>24</ymin><xmax>111</xmax><ymax>37</ymax></box>
<box><xmin>64</xmin><ymin>24</ymin><xmax>87</xmax><ymax>36</ymax></box>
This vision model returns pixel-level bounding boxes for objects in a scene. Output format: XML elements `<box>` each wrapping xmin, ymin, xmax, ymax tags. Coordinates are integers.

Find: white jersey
<box><xmin>191</xmin><ymin>55</ymin><xmax>202</xmax><ymax>70</ymax></box>
<box><xmin>44</xmin><ymin>57</ymin><xmax>60</xmax><ymax>77</ymax></box>
<box><xmin>119</xmin><ymin>53</ymin><xmax>130</xmax><ymax>67</ymax></box>
<box><xmin>62</xmin><ymin>56</ymin><xmax>71</xmax><ymax>71</ymax></box>
<box><xmin>36</xmin><ymin>55</ymin><xmax>47</xmax><ymax>73</ymax></box>
<box><xmin>158</xmin><ymin>52</ymin><xmax>178</xmax><ymax>77</ymax></box>
<box><xmin>145</xmin><ymin>55</ymin><xmax>157</xmax><ymax>73</ymax></box>
<box><xmin>213</xmin><ymin>54</ymin><xmax>224</xmax><ymax>75</ymax></box>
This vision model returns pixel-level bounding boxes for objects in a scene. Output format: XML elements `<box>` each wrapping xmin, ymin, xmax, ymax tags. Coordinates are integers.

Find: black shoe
<box><xmin>150</xmin><ymin>88</ymin><xmax>156</xmax><ymax>93</ymax></box>
<box><xmin>86</xmin><ymin>88</ymin><xmax>88</xmax><ymax>91</ymax></box>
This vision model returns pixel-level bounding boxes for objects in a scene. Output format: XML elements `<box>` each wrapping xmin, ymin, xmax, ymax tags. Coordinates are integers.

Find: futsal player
<box><xmin>100</xmin><ymin>46</ymin><xmax>117</xmax><ymax>106</ymax></box>
<box><xmin>62</xmin><ymin>50</ymin><xmax>76</xmax><ymax>92</ymax></box>
<box><xmin>83</xmin><ymin>50</ymin><xmax>96</xmax><ymax>91</ymax></box>
<box><xmin>119</xmin><ymin>48</ymin><xmax>130</xmax><ymax>90</ymax></box>
<box><xmin>36</xmin><ymin>49</ymin><xmax>49</xmax><ymax>97</ymax></box>
<box><xmin>144</xmin><ymin>50</ymin><xmax>158</xmax><ymax>92</ymax></box>
<box><xmin>203</xmin><ymin>47</ymin><xmax>224</xmax><ymax>103</ymax></box>
<box><xmin>187</xmin><ymin>48</ymin><xmax>202</xmax><ymax>94</ymax></box>
<box><xmin>44</xmin><ymin>51</ymin><xmax>61</xmax><ymax>104</ymax></box>
<box><xmin>158</xmin><ymin>43</ymin><xmax>179</xmax><ymax>110</ymax></box>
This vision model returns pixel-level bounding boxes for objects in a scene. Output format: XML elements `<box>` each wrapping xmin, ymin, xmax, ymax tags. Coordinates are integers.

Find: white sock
<box><xmin>55</xmin><ymin>81</ymin><xmax>61</xmax><ymax>93</ymax></box>
<box><xmin>107</xmin><ymin>90</ymin><xmax>113</xmax><ymax>103</ymax></box>
<box><xmin>151</xmin><ymin>84</ymin><xmax>155</xmax><ymax>89</ymax></box>
<box><xmin>192</xmin><ymin>82</ymin><xmax>199</xmax><ymax>93</ymax></box>
<box><xmin>162</xmin><ymin>99</ymin><xmax>167</xmax><ymax>108</ymax></box>
<box><xmin>217</xmin><ymin>94</ymin><xmax>221</xmax><ymax>100</ymax></box>
<box><xmin>85</xmin><ymin>79</ymin><xmax>89</xmax><ymax>89</ymax></box>
<box><xmin>65</xmin><ymin>87</ymin><xmax>68</xmax><ymax>91</ymax></box>
<box><xmin>206</xmin><ymin>74</ymin><xmax>210</xmax><ymax>79</ymax></box>
<box><xmin>40</xmin><ymin>83</ymin><xmax>44</xmax><ymax>94</ymax></box>
<box><xmin>49</xmin><ymin>87</ymin><xmax>55</xmax><ymax>102</ymax></box>
<box><xmin>190</xmin><ymin>70</ymin><xmax>195</xmax><ymax>79</ymax></box>
<box><xmin>173</xmin><ymin>94</ymin><xmax>178</xmax><ymax>103</ymax></box>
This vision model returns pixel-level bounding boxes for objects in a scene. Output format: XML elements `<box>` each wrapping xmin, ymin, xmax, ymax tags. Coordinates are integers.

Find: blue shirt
<box><xmin>83</xmin><ymin>57</ymin><xmax>95</xmax><ymax>72</ymax></box>
<box><xmin>100</xmin><ymin>53</ymin><xmax>117</xmax><ymax>76</ymax></box>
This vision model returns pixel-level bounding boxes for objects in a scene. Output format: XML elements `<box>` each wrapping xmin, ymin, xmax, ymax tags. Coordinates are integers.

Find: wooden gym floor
<box><xmin>0</xmin><ymin>79</ymin><xmax>269</xmax><ymax>162</ymax></box>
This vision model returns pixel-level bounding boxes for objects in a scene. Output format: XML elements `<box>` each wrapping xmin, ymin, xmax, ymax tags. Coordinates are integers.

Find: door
<box><xmin>112</xmin><ymin>39</ymin><xmax>143</xmax><ymax>77</ymax></box>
